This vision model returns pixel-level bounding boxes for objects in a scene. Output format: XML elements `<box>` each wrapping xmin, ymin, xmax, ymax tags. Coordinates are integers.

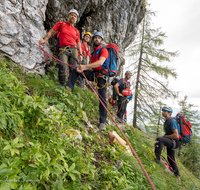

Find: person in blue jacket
<box><xmin>114</xmin><ymin>70</ymin><xmax>132</xmax><ymax>122</ymax></box>
<box><xmin>154</xmin><ymin>106</ymin><xmax>180</xmax><ymax>179</ymax></box>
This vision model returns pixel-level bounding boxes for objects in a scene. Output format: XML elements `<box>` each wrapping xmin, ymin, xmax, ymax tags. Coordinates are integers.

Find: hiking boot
<box><xmin>98</xmin><ymin>123</ymin><xmax>106</xmax><ymax>131</ymax></box>
<box><xmin>154</xmin><ymin>158</ymin><xmax>160</xmax><ymax>164</ymax></box>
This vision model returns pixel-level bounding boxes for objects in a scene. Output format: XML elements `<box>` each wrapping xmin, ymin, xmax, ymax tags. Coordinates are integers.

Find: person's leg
<box><xmin>66</xmin><ymin>68</ymin><xmax>79</xmax><ymax>91</ymax></box>
<box><xmin>123</xmin><ymin>101</ymin><xmax>127</xmax><ymax>122</ymax></box>
<box><xmin>117</xmin><ymin>97</ymin><xmax>126</xmax><ymax>120</ymax></box>
<box><xmin>113</xmin><ymin>87</ymin><xmax>118</xmax><ymax>100</ymax></box>
<box><xmin>69</xmin><ymin>48</ymin><xmax>78</xmax><ymax>74</ymax></box>
<box><xmin>77</xmin><ymin>58</ymin><xmax>87</xmax><ymax>87</ymax></box>
<box><xmin>167</xmin><ymin>141</ymin><xmax>180</xmax><ymax>176</ymax></box>
<box><xmin>66</xmin><ymin>69</ymin><xmax>93</xmax><ymax>91</ymax></box>
<box><xmin>78</xmin><ymin>76</ymin><xmax>84</xmax><ymax>87</ymax></box>
<box><xmin>97</xmin><ymin>77</ymin><xmax>107</xmax><ymax>124</ymax></box>
<box><xmin>58</xmin><ymin>53</ymin><xmax>68</xmax><ymax>86</ymax></box>
<box><xmin>155</xmin><ymin>137</ymin><xmax>173</xmax><ymax>161</ymax></box>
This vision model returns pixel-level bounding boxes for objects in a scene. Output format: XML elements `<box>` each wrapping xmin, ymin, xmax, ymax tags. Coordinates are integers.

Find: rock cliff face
<box><xmin>0</xmin><ymin>0</ymin><xmax>145</xmax><ymax>75</ymax></box>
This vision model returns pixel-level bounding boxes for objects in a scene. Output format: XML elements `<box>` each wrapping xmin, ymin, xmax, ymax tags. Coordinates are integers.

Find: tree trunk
<box><xmin>133</xmin><ymin>18</ymin><xmax>145</xmax><ymax>128</ymax></box>
<box><xmin>157</xmin><ymin>106</ymin><xmax>162</xmax><ymax>137</ymax></box>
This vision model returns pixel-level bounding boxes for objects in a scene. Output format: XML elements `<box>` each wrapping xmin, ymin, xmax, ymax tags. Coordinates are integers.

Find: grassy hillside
<box><xmin>0</xmin><ymin>56</ymin><xmax>200</xmax><ymax>190</ymax></box>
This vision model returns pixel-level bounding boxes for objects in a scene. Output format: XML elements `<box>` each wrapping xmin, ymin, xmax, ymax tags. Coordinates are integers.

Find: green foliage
<box><xmin>178</xmin><ymin>96</ymin><xmax>200</xmax><ymax>135</ymax></box>
<box><xmin>177</xmin><ymin>96</ymin><xmax>200</xmax><ymax>178</ymax></box>
<box><xmin>0</xmin><ymin>56</ymin><xmax>200</xmax><ymax>189</ymax></box>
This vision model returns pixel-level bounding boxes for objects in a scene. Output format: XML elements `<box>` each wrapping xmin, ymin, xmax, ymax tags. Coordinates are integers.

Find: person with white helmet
<box><xmin>114</xmin><ymin>71</ymin><xmax>132</xmax><ymax>122</ymax></box>
<box><xmin>39</xmin><ymin>9</ymin><xmax>83</xmax><ymax>86</ymax></box>
<box><xmin>66</xmin><ymin>31</ymin><xmax>109</xmax><ymax>130</ymax></box>
<box><xmin>77</xmin><ymin>32</ymin><xmax>92</xmax><ymax>87</ymax></box>
<box><xmin>154</xmin><ymin>105</ymin><xmax>180</xmax><ymax>179</ymax></box>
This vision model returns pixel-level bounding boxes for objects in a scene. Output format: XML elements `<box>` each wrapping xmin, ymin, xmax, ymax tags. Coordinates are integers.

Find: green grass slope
<box><xmin>0</xmin><ymin>57</ymin><xmax>200</xmax><ymax>190</ymax></box>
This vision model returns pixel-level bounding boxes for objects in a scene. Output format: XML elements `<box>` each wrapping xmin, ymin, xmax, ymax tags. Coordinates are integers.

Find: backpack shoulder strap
<box><xmin>167</xmin><ymin>117</ymin><xmax>175</xmax><ymax>129</ymax></box>
<box><xmin>82</xmin><ymin>41</ymin><xmax>87</xmax><ymax>53</ymax></box>
<box><xmin>97</xmin><ymin>47</ymin><xmax>106</xmax><ymax>58</ymax></box>
<box><xmin>57</xmin><ymin>21</ymin><xmax>66</xmax><ymax>37</ymax></box>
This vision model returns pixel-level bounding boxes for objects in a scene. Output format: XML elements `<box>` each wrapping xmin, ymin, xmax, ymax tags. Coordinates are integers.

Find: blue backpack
<box><xmin>97</xmin><ymin>43</ymin><xmax>119</xmax><ymax>77</ymax></box>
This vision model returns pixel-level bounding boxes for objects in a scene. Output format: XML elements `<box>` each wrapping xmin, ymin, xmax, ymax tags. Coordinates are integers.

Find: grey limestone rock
<box><xmin>0</xmin><ymin>0</ymin><xmax>49</xmax><ymax>73</ymax></box>
<box><xmin>0</xmin><ymin>0</ymin><xmax>145</xmax><ymax>75</ymax></box>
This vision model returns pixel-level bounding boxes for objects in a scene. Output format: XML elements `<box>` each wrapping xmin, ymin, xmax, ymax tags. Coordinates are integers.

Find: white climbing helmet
<box><xmin>125</xmin><ymin>70</ymin><xmax>132</xmax><ymax>75</ymax></box>
<box><xmin>162</xmin><ymin>106</ymin><xmax>173</xmax><ymax>113</ymax></box>
<box><xmin>68</xmin><ymin>9</ymin><xmax>79</xmax><ymax>17</ymax></box>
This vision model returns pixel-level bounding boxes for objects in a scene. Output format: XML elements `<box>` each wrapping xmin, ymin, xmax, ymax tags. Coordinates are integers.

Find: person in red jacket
<box><xmin>39</xmin><ymin>9</ymin><xmax>83</xmax><ymax>86</ymax></box>
<box><xmin>77</xmin><ymin>32</ymin><xmax>91</xmax><ymax>87</ymax></box>
<box><xmin>66</xmin><ymin>31</ymin><xmax>109</xmax><ymax>130</ymax></box>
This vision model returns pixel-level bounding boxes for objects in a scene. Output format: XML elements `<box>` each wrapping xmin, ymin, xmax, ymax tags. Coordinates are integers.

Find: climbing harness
<box><xmin>93</xmin><ymin>75</ymin><xmax>108</xmax><ymax>90</ymax></box>
<box><xmin>116</xmin><ymin>98</ymin><xmax>127</xmax><ymax>114</ymax></box>
<box><xmin>58</xmin><ymin>45</ymin><xmax>78</xmax><ymax>57</ymax></box>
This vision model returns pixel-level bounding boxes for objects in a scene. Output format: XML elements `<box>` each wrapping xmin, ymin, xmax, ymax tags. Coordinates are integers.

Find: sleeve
<box><xmin>53</xmin><ymin>21</ymin><xmax>62</xmax><ymax>31</ymax></box>
<box><xmin>170</xmin><ymin>119</ymin><xmax>178</xmax><ymax>130</ymax></box>
<box><xmin>76</xmin><ymin>29</ymin><xmax>80</xmax><ymax>43</ymax></box>
<box><xmin>99</xmin><ymin>48</ymin><xmax>109</xmax><ymax>59</ymax></box>
<box><xmin>117</xmin><ymin>79</ymin><xmax>123</xmax><ymax>86</ymax></box>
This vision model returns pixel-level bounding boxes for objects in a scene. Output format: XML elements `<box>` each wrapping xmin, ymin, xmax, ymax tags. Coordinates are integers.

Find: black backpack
<box><xmin>111</xmin><ymin>78</ymin><xmax>119</xmax><ymax>100</ymax></box>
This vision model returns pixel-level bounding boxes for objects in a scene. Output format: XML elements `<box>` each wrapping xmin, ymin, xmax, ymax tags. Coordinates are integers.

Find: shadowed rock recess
<box><xmin>0</xmin><ymin>0</ymin><xmax>145</xmax><ymax>75</ymax></box>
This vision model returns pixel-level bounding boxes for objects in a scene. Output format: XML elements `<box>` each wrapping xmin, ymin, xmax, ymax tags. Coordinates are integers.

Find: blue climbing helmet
<box><xmin>92</xmin><ymin>32</ymin><xmax>104</xmax><ymax>40</ymax></box>
<box><xmin>162</xmin><ymin>106</ymin><xmax>173</xmax><ymax>113</ymax></box>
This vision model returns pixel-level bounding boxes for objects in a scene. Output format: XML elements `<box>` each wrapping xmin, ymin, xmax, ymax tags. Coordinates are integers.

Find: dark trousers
<box><xmin>155</xmin><ymin>137</ymin><xmax>180</xmax><ymax>176</ymax></box>
<box><xmin>77</xmin><ymin>57</ymin><xmax>87</xmax><ymax>87</ymax></box>
<box><xmin>117</xmin><ymin>96</ymin><xmax>127</xmax><ymax>121</ymax></box>
<box><xmin>66</xmin><ymin>69</ymin><xmax>107</xmax><ymax>123</ymax></box>
<box><xmin>113</xmin><ymin>87</ymin><xmax>118</xmax><ymax>100</ymax></box>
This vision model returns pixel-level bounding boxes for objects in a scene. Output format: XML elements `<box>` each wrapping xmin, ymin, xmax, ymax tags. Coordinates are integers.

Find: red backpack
<box><xmin>122</xmin><ymin>89</ymin><xmax>132</xmax><ymax>96</ymax></box>
<box><xmin>168</xmin><ymin>113</ymin><xmax>192</xmax><ymax>144</ymax></box>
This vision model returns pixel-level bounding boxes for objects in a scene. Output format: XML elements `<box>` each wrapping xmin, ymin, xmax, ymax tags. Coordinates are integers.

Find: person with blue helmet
<box><xmin>154</xmin><ymin>105</ymin><xmax>180</xmax><ymax>179</ymax></box>
<box><xmin>66</xmin><ymin>31</ymin><xmax>109</xmax><ymax>130</ymax></box>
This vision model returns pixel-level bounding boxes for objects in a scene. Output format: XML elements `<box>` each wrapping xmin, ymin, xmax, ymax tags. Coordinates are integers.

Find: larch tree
<box><xmin>178</xmin><ymin>95</ymin><xmax>200</xmax><ymax>135</ymax></box>
<box><xmin>178</xmin><ymin>96</ymin><xmax>200</xmax><ymax>178</ymax></box>
<box><xmin>126</xmin><ymin>8</ymin><xmax>178</xmax><ymax>128</ymax></box>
